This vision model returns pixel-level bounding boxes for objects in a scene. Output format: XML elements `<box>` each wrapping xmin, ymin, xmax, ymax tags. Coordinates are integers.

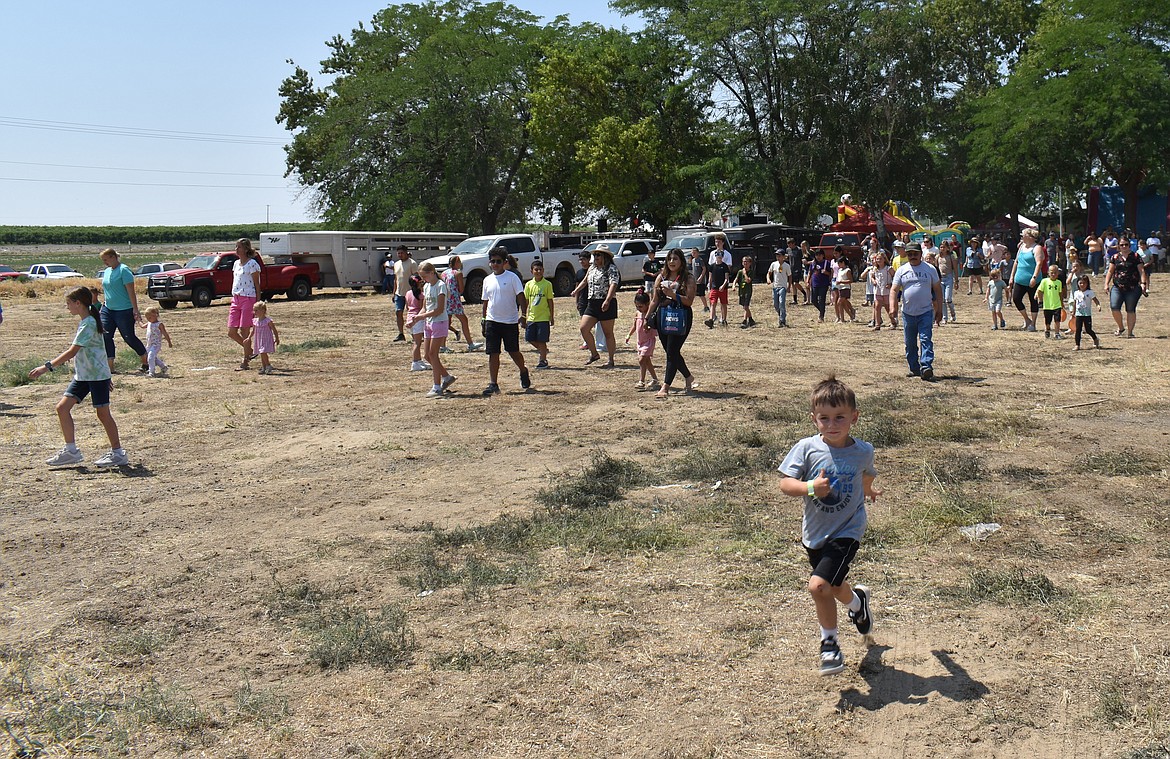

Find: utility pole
<box><xmin>266</xmin><ymin>205</ymin><xmax>270</xmax><ymax>227</ymax></box>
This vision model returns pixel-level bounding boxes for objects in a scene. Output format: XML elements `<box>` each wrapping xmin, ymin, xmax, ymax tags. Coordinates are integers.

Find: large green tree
<box><xmin>277</xmin><ymin>1</ymin><xmax>558</xmax><ymax>233</ymax></box>
<box><xmin>969</xmin><ymin>0</ymin><xmax>1170</xmax><ymax>232</ymax></box>
<box><xmin>525</xmin><ymin>28</ymin><xmax>716</xmax><ymax>234</ymax></box>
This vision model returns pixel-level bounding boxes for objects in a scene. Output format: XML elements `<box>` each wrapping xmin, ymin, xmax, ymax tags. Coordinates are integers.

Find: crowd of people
<box><xmin>16</xmin><ymin>225</ymin><xmax>1161</xmax><ymax>467</ymax></box>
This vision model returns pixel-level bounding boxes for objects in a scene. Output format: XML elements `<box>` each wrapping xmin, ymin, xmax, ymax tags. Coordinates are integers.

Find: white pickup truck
<box><xmin>433</xmin><ymin>233</ymin><xmax>582</xmax><ymax>303</ymax></box>
<box><xmin>580</xmin><ymin>238</ymin><xmax>661</xmax><ymax>289</ymax></box>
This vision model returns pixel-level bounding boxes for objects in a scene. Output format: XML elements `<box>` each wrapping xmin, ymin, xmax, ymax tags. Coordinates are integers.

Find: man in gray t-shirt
<box><xmin>890</xmin><ymin>242</ymin><xmax>944</xmax><ymax>381</ymax></box>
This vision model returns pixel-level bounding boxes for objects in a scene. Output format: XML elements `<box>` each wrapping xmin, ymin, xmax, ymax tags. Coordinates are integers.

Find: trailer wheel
<box><xmin>552</xmin><ymin>265</ymin><xmax>575</xmax><ymax>297</ymax></box>
<box><xmin>191</xmin><ymin>285</ymin><xmax>213</xmax><ymax>308</ymax></box>
<box><xmin>287</xmin><ymin>277</ymin><xmax>312</xmax><ymax>301</ymax></box>
<box><xmin>158</xmin><ymin>299</ymin><xmax>178</xmax><ymax>310</ymax></box>
<box><xmin>463</xmin><ymin>272</ymin><xmax>485</xmax><ymax>304</ymax></box>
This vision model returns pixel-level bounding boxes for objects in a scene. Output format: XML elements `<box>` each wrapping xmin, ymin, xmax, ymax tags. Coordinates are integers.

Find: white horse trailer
<box><xmin>260</xmin><ymin>231</ymin><xmax>468</xmax><ymax>290</ymax></box>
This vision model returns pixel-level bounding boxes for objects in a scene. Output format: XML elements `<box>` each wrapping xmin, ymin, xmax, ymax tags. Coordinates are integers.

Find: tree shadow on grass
<box><xmin>837</xmin><ymin>646</ymin><xmax>990</xmax><ymax>712</ymax></box>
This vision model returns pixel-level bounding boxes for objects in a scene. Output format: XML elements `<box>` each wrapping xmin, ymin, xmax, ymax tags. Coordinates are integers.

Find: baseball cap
<box><xmin>893</xmin><ymin>240</ymin><xmax>906</xmax><ymax>248</ymax></box>
<box><xmin>905</xmin><ymin>242</ymin><xmax>922</xmax><ymax>252</ymax></box>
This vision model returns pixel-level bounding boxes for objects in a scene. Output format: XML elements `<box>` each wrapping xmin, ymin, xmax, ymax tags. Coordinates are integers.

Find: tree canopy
<box><xmin>278</xmin><ymin>0</ymin><xmax>1170</xmax><ymax>235</ymax></box>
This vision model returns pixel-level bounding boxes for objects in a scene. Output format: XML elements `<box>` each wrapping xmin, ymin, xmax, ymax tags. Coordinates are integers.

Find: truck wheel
<box><xmin>553</xmin><ymin>265</ymin><xmax>575</xmax><ymax>297</ymax></box>
<box><xmin>464</xmin><ymin>272</ymin><xmax>485</xmax><ymax>304</ymax></box>
<box><xmin>158</xmin><ymin>300</ymin><xmax>178</xmax><ymax>310</ymax></box>
<box><xmin>288</xmin><ymin>277</ymin><xmax>312</xmax><ymax>301</ymax></box>
<box><xmin>192</xmin><ymin>285</ymin><xmax>213</xmax><ymax>308</ymax></box>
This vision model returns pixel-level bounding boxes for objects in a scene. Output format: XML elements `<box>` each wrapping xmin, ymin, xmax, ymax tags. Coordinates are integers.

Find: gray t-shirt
<box><xmin>892</xmin><ymin>261</ymin><xmax>940</xmax><ymax>316</ymax></box>
<box><xmin>779</xmin><ymin>435</ymin><xmax>876</xmax><ymax>549</ymax></box>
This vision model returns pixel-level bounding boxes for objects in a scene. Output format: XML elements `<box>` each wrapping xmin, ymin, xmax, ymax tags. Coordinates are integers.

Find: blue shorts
<box><xmin>394</xmin><ymin>295</ymin><xmax>407</xmax><ymax>312</ymax></box>
<box><xmin>65</xmin><ymin>379</ymin><xmax>112</xmax><ymax>408</ymax></box>
<box><xmin>1109</xmin><ymin>286</ymin><xmax>1141</xmax><ymax>313</ymax></box>
<box><xmin>525</xmin><ymin>321</ymin><xmax>550</xmax><ymax>343</ymax></box>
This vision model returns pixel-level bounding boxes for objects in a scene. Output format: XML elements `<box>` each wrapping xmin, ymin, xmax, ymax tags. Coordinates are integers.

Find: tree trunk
<box><xmin>1121</xmin><ymin>173</ymin><xmax>1142</xmax><ymax>233</ymax></box>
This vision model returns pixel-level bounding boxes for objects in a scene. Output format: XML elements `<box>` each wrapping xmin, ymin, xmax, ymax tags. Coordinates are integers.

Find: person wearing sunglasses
<box><xmin>480</xmin><ymin>247</ymin><xmax>531</xmax><ymax>395</ymax></box>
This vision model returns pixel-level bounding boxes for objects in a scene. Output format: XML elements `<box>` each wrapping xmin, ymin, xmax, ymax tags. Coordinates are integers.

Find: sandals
<box><xmin>585</xmin><ymin>354</ymin><xmax>601</xmax><ymax>365</ymax></box>
<box><xmin>235</xmin><ymin>362</ymin><xmax>250</xmax><ymax>372</ymax></box>
<box><xmin>634</xmin><ymin>380</ymin><xmax>646</xmax><ymax>389</ymax></box>
<box><xmin>685</xmin><ymin>381</ymin><xmax>700</xmax><ymax>394</ymax></box>
<box><xmin>655</xmin><ymin>388</ymin><xmax>670</xmax><ymax>399</ymax></box>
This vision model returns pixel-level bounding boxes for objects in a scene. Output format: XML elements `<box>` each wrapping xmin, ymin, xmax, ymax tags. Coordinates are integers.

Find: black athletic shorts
<box><xmin>805</xmin><ymin>538</ymin><xmax>860</xmax><ymax>586</ymax></box>
<box><xmin>483</xmin><ymin>320</ymin><xmax>520</xmax><ymax>355</ymax></box>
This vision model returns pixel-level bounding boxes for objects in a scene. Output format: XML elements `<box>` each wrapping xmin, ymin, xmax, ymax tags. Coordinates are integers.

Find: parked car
<box><xmin>0</xmin><ymin>264</ymin><xmax>23</xmax><ymax>281</ymax></box>
<box><xmin>580</xmin><ymin>238</ymin><xmax>660</xmax><ymax>288</ymax></box>
<box><xmin>134</xmin><ymin>262</ymin><xmax>183</xmax><ymax>278</ymax></box>
<box><xmin>25</xmin><ymin>263</ymin><xmax>83</xmax><ymax>280</ymax></box>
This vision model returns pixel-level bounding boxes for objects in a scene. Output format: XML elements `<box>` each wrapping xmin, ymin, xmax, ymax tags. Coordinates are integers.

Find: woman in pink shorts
<box><xmin>228</xmin><ymin>238</ymin><xmax>262</xmax><ymax>371</ymax></box>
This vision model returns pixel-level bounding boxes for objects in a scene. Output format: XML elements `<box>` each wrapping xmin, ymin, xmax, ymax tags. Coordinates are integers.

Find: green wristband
<box><xmin>807</xmin><ymin>480</ymin><xmax>816</xmax><ymax>497</ymax></box>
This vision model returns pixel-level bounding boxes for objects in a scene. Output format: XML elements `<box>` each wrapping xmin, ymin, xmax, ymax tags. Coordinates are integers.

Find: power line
<box><xmin>0</xmin><ymin>176</ymin><xmax>288</xmax><ymax>190</ymax></box>
<box><xmin>0</xmin><ymin>159</ymin><xmax>282</xmax><ymax>178</ymax></box>
<box><xmin>0</xmin><ymin>116</ymin><xmax>287</xmax><ymax>146</ymax></box>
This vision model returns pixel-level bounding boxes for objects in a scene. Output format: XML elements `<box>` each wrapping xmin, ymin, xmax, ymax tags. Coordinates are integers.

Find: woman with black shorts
<box><xmin>649</xmin><ymin>248</ymin><xmax>698</xmax><ymax>398</ymax></box>
<box><xmin>1009</xmin><ymin>228</ymin><xmax>1044</xmax><ymax>331</ymax></box>
<box><xmin>572</xmin><ymin>246</ymin><xmax>620</xmax><ymax>367</ymax></box>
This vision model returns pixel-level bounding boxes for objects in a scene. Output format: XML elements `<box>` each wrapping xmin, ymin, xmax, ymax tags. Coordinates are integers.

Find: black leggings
<box><xmin>661</xmin><ymin>309</ymin><xmax>693</xmax><ymax>386</ymax></box>
<box><xmin>1011</xmin><ymin>282</ymin><xmax>1039</xmax><ymax>314</ymax></box>
<box><xmin>811</xmin><ymin>285</ymin><xmax>829</xmax><ymax>318</ymax></box>
<box><xmin>1075</xmin><ymin>315</ymin><xmax>1098</xmax><ymax>346</ymax></box>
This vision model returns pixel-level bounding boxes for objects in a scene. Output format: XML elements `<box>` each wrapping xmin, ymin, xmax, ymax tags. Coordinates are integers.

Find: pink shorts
<box><xmin>228</xmin><ymin>295</ymin><xmax>256</xmax><ymax>328</ymax></box>
<box><xmin>424</xmin><ymin>320</ymin><xmax>449</xmax><ymax>340</ymax></box>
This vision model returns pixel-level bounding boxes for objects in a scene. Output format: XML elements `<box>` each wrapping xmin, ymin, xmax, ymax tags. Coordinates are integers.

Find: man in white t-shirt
<box><xmin>393</xmin><ymin>246</ymin><xmax>419</xmax><ymax>342</ymax></box>
<box><xmin>890</xmin><ymin>242</ymin><xmax>944</xmax><ymax>382</ymax></box>
<box><xmin>1147</xmin><ymin>235</ymin><xmax>1163</xmax><ymax>272</ymax></box>
<box><xmin>708</xmin><ymin>235</ymin><xmax>733</xmax><ymax>268</ymax></box>
<box><xmin>766</xmin><ymin>248</ymin><xmax>792</xmax><ymax>327</ymax></box>
<box><xmin>480</xmin><ymin>246</ymin><xmax>530</xmax><ymax>395</ymax></box>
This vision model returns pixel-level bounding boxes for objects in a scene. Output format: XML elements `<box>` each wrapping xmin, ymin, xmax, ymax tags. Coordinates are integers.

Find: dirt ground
<box><xmin>2</xmin><ymin>262</ymin><xmax>1169</xmax><ymax>758</ymax></box>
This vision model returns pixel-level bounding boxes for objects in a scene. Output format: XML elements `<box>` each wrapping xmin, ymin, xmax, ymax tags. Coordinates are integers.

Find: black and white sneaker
<box><xmin>819</xmin><ymin>638</ymin><xmax>845</xmax><ymax>676</ymax></box>
<box><xmin>519</xmin><ymin>368</ymin><xmax>531</xmax><ymax>390</ymax></box>
<box><xmin>849</xmin><ymin>585</ymin><xmax>873</xmax><ymax>636</ymax></box>
<box><xmin>482</xmin><ymin>383</ymin><xmax>500</xmax><ymax>396</ymax></box>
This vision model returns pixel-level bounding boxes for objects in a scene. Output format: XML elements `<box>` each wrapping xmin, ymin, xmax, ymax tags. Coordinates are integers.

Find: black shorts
<box><xmin>805</xmin><ymin>538</ymin><xmax>860</xmax><ymax>586</ymax></box>
<box><xmin>966</xmin><ymin>266</ymin><xmax>985</xmax><ymax>276</ymax></box>
<box><xmin>583</xmin><ymin>297</ymin><xmax>617</xmax><ymax>321</ymax></box>
<box><xmin>65</xmin><ymin>378</ymin><xmax>112</xmax><ymax>408</ymax></box>
<box><xmin>791</xmin><ymin>271</ymin><xmax>804</xmax><ymax>283</ymax></box>
<box><xmin>483</xmin><ymin>320</ymin><xmax>520</xmax><ymax>355</ymax></box>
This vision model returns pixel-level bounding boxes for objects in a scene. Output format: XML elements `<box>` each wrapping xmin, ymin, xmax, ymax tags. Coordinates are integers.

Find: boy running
<box><xmin>778</xmin><ymin>376</ymin><xmax>881</xmax><ymax>675</ymax></box>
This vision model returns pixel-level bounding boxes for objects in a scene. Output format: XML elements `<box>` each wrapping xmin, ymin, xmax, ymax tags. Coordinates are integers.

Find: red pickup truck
<box><xmin>147</xmin><ymin>252</ymin><xmax>321</xmax><ymax>309</ymax></box>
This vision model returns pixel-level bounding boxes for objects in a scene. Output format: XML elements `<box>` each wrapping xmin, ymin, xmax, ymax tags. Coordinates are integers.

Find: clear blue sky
<box><xmin>2</xmin><ymin>1</ymin><xmax>638</xmax><ymax>227</ymax></box>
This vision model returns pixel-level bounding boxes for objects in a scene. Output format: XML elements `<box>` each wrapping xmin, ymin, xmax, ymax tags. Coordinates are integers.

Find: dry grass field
<box><xmin>1</xmin><ymin>261</ymin><xmax>1169</xmax><ymax>758</ymax></box>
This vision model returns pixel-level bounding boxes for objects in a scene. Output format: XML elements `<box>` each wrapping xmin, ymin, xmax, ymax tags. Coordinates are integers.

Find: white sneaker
<box><xmin>410</xmin><ymin>361</ymin><xmax>429</xmax><ymax>372</ymax></box>
<box><xmin>440</xmin><ymin>374</ymin><xmax>457</xmax><ymax>391</ymax></box>
<box><xmin>425</xmin><ymin>388</ymin><xmax>443</xmax><ymax>398</ymax></box>
<box><xmin>46</xmin><ymin>448</ymin><xmax>84</xmax><ymax>466</ymax></box>
<box><xmin>94</xmin><ymin>449</ymin><xmax>129</xmax><ymax>467</ymax></box>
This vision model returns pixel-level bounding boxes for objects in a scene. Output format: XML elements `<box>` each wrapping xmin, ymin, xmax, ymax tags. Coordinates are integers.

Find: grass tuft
<box><xmin>962</xmin><ymin>568</ymin><xmax>1064</xmax><ymax>606</ymax></box>
<box><xmin>233</xmin><ymin>679</ymin><xmax>289</xmax><ymax>728</ymax></box>
<box><xmin>535</xmin><ymin>451</ymin><xmax>650</xmax><ymax>510</ymax></box>
<box><xmin>278</xmin><ymin>337</ymin><xmax>347</xmax><ymax>353</ymax></box>
<box><xmin>1078</xmin><ymin>451</ymin><xmax>1160</xmax><ymax>477</ymax></box>
<box><xmin>124</xmin><ymin>679</ymin><xmax>215</xmax><ymax>733</ymax></box>
<box><xmin>305</xmin><ymin>604</ymin><xmax>414</xmax><ymax>671</ymax></box>
<box><xmin>0</xmin><ymin>358</ymin><xmax>55</xmax><ymax>388</ymax></box>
